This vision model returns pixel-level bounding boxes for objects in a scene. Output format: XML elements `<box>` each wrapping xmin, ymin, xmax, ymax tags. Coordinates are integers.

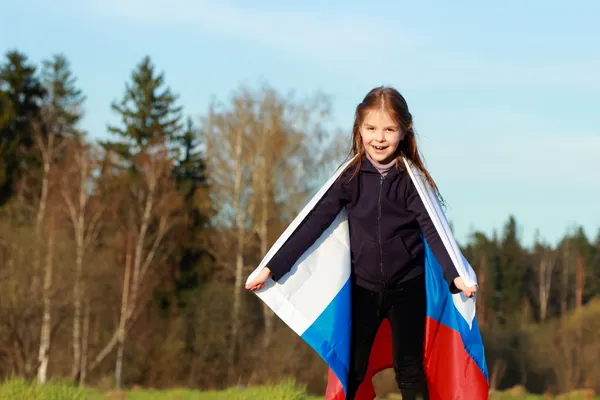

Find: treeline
<box><xmin>0</xmin><ymin>49</ymin><xmax>599</xmax><ymax>397</ymax></box>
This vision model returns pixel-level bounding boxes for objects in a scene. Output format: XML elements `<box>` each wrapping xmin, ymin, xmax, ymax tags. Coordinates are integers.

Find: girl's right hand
<box><xmin>453</xmin><ymin>276</ymin><xmax>477</xmax><ymax>298</ymax></box>
<box><xmin>245</xmin><ymin>267</ymin><xmax>273</xmax><ymax>291</ymax></box>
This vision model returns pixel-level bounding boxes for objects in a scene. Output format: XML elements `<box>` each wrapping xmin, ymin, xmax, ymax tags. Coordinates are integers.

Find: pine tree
<box><xmin>497</xmin><ymin>215</ymin><xmax>529</xmax><ymax>322</ymax></box>
<box><xmin>0</xmin><ymin>50</ymin><xmax>46</xmax><ymax>204</ymax></box>
<box><xmin>105</xmin><ymin>55</ymin><xmax>183</xmax><ymax>161</ymax></box>
<box><xmin>97</xmin><ymin>55</ymin><xmax>186</xmax><ymax>388</ymax></box>
<box><xmin>172</xmin><ymin>116</ymin><xmax>211</xmax><ymax>302</ymax></box>
<box><xmin>170</xmin><ymin>117</ymin><xmax>213</xmax><ymax>383</ymax></box>
<box><xmin>40</xmin><ymin>53</ymin><xmax>86</xmax><ymax>138</ymax></box>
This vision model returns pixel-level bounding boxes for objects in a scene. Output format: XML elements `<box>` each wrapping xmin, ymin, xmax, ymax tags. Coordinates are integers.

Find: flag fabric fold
<box><xmin>246</xmin><ymin>157</ymin><xmax>489</xmax><ymax>399</ymax></box>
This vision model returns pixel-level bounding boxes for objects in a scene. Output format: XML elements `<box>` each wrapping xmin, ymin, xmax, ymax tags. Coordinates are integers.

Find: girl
<box><xmin>246</xmin><ymin>86</ymin><xmax>477</xmax><ymax>400</ymax></box>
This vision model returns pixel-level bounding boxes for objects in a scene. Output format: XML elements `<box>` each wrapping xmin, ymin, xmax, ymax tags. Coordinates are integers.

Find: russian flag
<box><xmin>246</xmin><ymin>157</ymin><xmax>489</xmax><ymax>399</ymax></box>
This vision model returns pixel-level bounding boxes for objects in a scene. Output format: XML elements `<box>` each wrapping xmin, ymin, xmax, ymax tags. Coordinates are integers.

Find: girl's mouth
<box><xmin>372</xmin><ymin>145</ymin><xmax>388</xmax><ymax>152</ymax></box>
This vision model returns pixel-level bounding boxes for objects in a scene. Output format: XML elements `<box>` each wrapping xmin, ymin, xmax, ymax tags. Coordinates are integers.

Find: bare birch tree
<box><xmin>58</xmin><ymin>139</ymin><xmax>103</xmax><ymax>383</ymax></box>
<box><xmin>203</xmin><ymin>92</ymin><xmax>257</xmax><ymax>382</ymax></box>
<box><xmin>37</xmin><ymin>212</ymin><xmax>55</xmax><ymax>384</ymax></box>
<box><xmin>249</xmin><ymin>86</ymin><xmax>336</xmax><ymax>348</ymax></box>
<box><xmin>87</xmin><ymin>143</ymin><xmax>182</xmax><ymax>388</ymax></box>
<box><xmin>538</xmin><ymin>250</ymin><xmax>556</xmax><ymax>321</ymax></box>
<box><xmin>32</xmin><ymin>111</ymin><xmax>60</xmax><ymax>384</ymax></box>
<box><xmin>203</xmin><ymin>85</ymin><xmax>337</xmax><ymax>381</ymax></box>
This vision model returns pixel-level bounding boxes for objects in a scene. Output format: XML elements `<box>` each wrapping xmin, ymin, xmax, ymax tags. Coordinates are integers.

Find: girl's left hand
<box><xmin>245</xmin><ymin>267</ymin><xmax>273</xmax><ymax>291</ymax></box>
<box><xmin>453</xmin><ymin>277</ymin><xmax>477</xmax><ymax>298</ymax></box>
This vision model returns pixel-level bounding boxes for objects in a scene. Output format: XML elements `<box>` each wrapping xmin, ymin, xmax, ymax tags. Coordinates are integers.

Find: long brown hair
<box><xmin>346</xmin><ymin>86</ymin><xmax>444</xmax><ymax>203</ymax></box>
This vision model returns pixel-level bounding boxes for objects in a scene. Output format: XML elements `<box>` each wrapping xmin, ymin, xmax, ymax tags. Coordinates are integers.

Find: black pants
<box><xmin>346</xmin><ymin>274</ymin><xmax>429</xmax><ymax>400</ymax></box>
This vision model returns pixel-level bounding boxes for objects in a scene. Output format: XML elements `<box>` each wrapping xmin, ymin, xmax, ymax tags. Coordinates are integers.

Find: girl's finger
<box><xmin>246</xmin><ymin>281</ymin><xmax>265</xmax><ymax>291</ymax></box>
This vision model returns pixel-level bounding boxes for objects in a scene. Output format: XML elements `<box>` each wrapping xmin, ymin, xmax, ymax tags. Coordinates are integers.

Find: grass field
<box><xmin>0</xmin><ymin>378</ymin><xmax>597</xmax><ymax>399</ymax></box>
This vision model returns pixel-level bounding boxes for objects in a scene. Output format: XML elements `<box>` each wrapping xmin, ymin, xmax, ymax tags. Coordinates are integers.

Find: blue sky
<box><xmin>2</xmin><ymin>0</ymin><xmax>599</xmax><ymax>247</ymax></box>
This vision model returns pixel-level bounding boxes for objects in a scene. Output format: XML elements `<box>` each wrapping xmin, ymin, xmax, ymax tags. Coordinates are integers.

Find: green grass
<box><xmin>0</xmin><ymin>378</ymin><xmax>597</xmax><ymax>399</ymax></box>
<box><xmin>0</xmin><ymin>378</ymin><xmax>320</xmax><ymax>400</ymax></box>
<box><xmin>117</xmin><ymin>380</ymin><xmax>319</xmax><ymax>400</ymax></box>
<box><xmin>0</xmin><ymin>377</ymin><xmax>103</xmax><ymax>400</ymax></box>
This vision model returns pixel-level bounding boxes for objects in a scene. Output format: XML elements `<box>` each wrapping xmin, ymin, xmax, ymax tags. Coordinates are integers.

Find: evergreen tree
<box><xmin>40</xmin><ymin>53</ymin><xmax>86</xmax><ymax>138</ymax></box>
<box><xmin>167</xmin><ymin>117</ymin><xmax>213</xmax><ymax>382</ymax></box>
<box><xmin>172</xmin><ymin>116</ymin><xmax>211</xmax><ymax>302</ymax></box>
<box><xmin>497</xmin><ymin>215</ymin><xmax>529</xmax><ymax>322</ymax></box>
<box><xmin>105</xmin><ymin>55</ymin><xmax>183</xmax><ymax>161</ymax></box>
<box><xmin>0</xmin><ymin>50</ymin><xmax>46</xmax><ymax>204</ymax></box>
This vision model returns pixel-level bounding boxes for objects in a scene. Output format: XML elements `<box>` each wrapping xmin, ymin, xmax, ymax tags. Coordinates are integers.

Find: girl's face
<box><xmin>360</xmin><ymin>108</ymin><xmax>404</xmax><ymax>164</ymax></box>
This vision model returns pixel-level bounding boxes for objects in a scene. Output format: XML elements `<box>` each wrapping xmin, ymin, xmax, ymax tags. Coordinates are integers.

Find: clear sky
<box><xmin>2</xmin><ymin>0</ymin><xmax>599</xmax><ymax>247</ymax></box>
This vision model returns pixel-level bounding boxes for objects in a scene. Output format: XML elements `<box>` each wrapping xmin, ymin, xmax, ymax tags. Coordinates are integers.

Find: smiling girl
<box><xmin>246</xmin><ymin>86</ymin><xmax>477</xmax><ymax>400</ymax></box>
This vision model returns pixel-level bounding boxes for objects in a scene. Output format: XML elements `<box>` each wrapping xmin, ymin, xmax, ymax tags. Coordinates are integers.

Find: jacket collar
<box><xmin>359</xmin><ymin>154</ymin><xmax>402</xmax><ymax>177</ymax></box>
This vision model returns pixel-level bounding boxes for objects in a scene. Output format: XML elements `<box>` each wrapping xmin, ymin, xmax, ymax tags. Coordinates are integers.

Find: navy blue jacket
<box><xmin>268</xmin><ymin>156</ymin><xmax>460</xmax><ymax>293</ymax></box>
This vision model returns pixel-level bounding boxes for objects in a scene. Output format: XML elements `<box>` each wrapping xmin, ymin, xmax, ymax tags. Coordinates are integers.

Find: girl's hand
<box><xmin>453</xmin><ymin>276</ymin><xmax>477</xmax><ymax>298</ymax></box>
<box><xmin>245</xmin><ymin>267</ymin><xmax>273</xmax><ymax>291</ymax></box>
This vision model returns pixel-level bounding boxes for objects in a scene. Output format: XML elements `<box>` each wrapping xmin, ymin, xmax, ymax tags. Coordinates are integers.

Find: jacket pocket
<box><xmin>382</xmin><ymin>235</ymin><xmax>413</xmax><ymax>271</ymax></box>
<box><xmin>351</xmin><ymin>239</ymin><xmax>380</xmax><ymax>281</ymax></box>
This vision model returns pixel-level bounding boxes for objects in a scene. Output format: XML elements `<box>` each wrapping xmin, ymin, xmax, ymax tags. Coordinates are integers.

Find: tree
<box><xmin>530</xmin><ymin>233</ymin><xmax>556</xmax><ymax>322</ymax></box>
<box><xmin>164</xmin><ymin>117</ymin><xmax>214</xmax><ymax>383</ymax></box>
<box><xmin>497</xmin><ymin>216</ymin><xmax>529</xmax><ymax>322</ymax></box>
<box><xmin>32</xmin><ymin>53</ymin><xmax>87</xmax><ymax>384</ymax></box>
<box><xmin>58</xmin><ymin>139</ymin><xmax>103</xmax><ymax>384</ymax></box>
<box><xmin>40</xmin><ymin>54</ymin><xmax>85</xmax><ymax>139</ymax></box>
<box><xmin>90</xmin><ymin>56</ymin><xmax>185</xmax><ymax>388</ymax></box>
<box><xmin>0</xmin><ymin>50</ymin><xmax>45</xmax><ymax>204</ymax></box>
<box><xmin>203</xmin><ymin>92</ymin><xmax>255</xmax><ymax>382</ymax></box>
<box><xmin>202</xmin><ymin>84</ymin><xmax>336</xmax><ymax>382</ymax></box>
<box><xmin>555</xmin><ymin>227</ymin><xmax>593</xmax><ymax>316</ymax></box>
<box><xmin>247</xmin><ymin>85</ymin><xmax>335</xmax><ymax>348</ymax></box>
<box><xmin>463</xmin><ymin>231</ymin><xmax>498</xmax><ymax>327</ymax></box>
<box><xmin>105</xmin><ymin>55</ymin><xmax>183</xmax><ymax>161</ymax></box>
<box><xmin>171</xmin><ymin>117</ymin><xmax>211</xmax><ymax>305</ymax></box>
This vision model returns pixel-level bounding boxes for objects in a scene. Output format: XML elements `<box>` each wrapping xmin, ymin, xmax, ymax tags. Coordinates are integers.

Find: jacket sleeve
<box><xmin>405</xmin><ymin>176</ymin><xmax>461</xmax><ymax>293</ymax></box>
<box><xmin>268</xmin><ymin>174</ymin><xmax>352</xmax><ymax>281</ymax></box>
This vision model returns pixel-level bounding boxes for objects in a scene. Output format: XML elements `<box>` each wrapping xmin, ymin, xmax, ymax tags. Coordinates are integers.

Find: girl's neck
<box><xmin>365</xmin><ymin>153</ymin><xmax>396</xmax><ymax>176</ymax></box>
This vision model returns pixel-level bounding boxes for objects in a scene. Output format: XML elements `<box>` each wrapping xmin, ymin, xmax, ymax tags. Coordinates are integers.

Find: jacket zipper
<box><xmin>378</xmin><ymin>174</ymin><xmax>386</xmax><ymax>289</ymax></box>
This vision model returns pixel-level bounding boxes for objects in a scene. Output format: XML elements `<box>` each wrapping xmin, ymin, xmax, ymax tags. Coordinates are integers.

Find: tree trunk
<box><xmin>71</xmin><ymin>216</ymin><xmax>84</xmax><ymax>381</ymax></box>
<box><xmin>259</xmin><ymin>197</ymin><xmax>274</xmax><ymax>348</ymax></box>
<box><xmin>37</xmin><ymin>215</ymin><xmax>55</xmax><ymax>384</ymax></box>
<box><xmin>257</xmin><ymin>117</ymin><xmax>274</xmax><ymax>348</ymax></box>
<box><xmin>538</xmin><ymin>253</ymin><xmax>555</xmax><ymax>321</ymax></box>
<box><xmin>228</xmin><ymin>121</ymin><xmax>245</xmax><ymax>382</ymax></box>
<box><xmin>60</xmin><ymin>143</ymin><xmax>98</xmax><ymax>383</ymax></box>
<box><xmin>575</xmin><ymin>252</ymin><xmax>584</xmax><ymax>309</ymax></box>
<box><xmin>35</xmin><ymin>133</ymin><xmax>54</xmax><ymax>384</ymax></box>
<box><xmin>476</xmin><ymin>253</ymin><xmax>486</xmax><ymax>327</ymax></box>
<box><xmin>88</xmin><ymin>181</ymin><xmax>164</xmax><ymax>374</ymax></box>
<box><xmin>561</xmin><ymin>245</ymin><xmax>570</xmax><ymax>315</ymax></box>
<box><xmin>539</xmin><ymin>258</ymin><xmax>548</xmax><ymax>321</ymax></box>
<box><xmin>79</xmin><ymin>299</ymin><xmax>90</xmax><ymax>385</ymax></box>
<box><xmin>115</xmin><ymin>230</ymin><xmax>133</xmax><ymax>389</ymax></box>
